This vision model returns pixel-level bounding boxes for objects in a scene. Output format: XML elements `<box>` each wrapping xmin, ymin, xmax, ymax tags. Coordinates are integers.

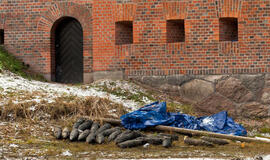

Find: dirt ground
<box><xmin>0</xmin><ymin>74</ymin><xmax>270</xmax><ymax>159</ymax></box>
<box><xmin>1</xmin><ymin>120</ymin><xmax>270</xmax><ymax>160</ymax></box>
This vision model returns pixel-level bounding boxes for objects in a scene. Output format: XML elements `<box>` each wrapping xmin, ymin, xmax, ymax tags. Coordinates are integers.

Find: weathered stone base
<box><xmin>43</xmin><ymin>73</ymin><xmax>52</xmax><ymax>82</ymax></box>
<box><xmin>89</xmin><ymin>70</ymin><xmax>124</xmax><ymax>82</ymax></box>
<box><xmin>43</xmin><ymin>70</ymin><xmax>124</xmax><ymax>84</ymax></box>
<box><xmin>84</xmin><ymin>73</ymin><xmax>93</xmax><ymax>83</ymax></box>
<box><xmin>129</xmin><ymin>74</ymin><xmax>270</xmax><ymax>122</ymax></box>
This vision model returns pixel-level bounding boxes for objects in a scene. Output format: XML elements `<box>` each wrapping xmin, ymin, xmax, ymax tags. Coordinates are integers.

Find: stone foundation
<box><xmin>130</xmin><ymin>74</ymin><xmax>270</xmax><ymax>122</ymax></box>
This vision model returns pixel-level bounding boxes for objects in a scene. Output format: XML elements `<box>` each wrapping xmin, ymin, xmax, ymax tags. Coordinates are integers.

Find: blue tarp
<box><xmin>121</xmin><ymin>101</ymin><xmax>247</xmax><ymax>136</ymax></box>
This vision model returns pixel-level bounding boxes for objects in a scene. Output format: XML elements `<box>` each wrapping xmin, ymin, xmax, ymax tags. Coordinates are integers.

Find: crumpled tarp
<box><xmin>120</xmin><ymin>101</ymin><xmax>247</xmax><ymax>136</ymax></box>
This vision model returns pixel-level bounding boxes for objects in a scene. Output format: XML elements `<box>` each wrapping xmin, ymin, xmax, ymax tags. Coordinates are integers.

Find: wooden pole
<box><xmin>97</xmin><ymin>118</ymin><xmax>270</xmax><ymax>144</ymax></box>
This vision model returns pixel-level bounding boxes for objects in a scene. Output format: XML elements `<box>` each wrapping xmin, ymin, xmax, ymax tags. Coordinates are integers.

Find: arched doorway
<box><xmin>51</xmin><ymin>17</ymin><xmax>83</xmax><ymax>83</ymax></box>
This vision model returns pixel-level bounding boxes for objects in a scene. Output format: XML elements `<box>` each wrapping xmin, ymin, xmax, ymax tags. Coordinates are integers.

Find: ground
<box><xmin>0</xmin><ymin>71</ymin><xmax>270</xmax><ymax>159</ymax></box>
<box><xmin>1</xmin><ymin>121</ymin><xmax>270</xmax><ymax>160</ymax></box>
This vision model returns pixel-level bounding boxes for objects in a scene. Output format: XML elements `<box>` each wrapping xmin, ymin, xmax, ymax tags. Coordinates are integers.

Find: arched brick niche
<box><xmin>37</xmin><ymin>2</ymin><xmax>93</xmax><ymax>83</ymax></box>
<box><xmin>217</xmin><ymin>0</ymin><xmax>242</xmax><ymax>55</ymax></box>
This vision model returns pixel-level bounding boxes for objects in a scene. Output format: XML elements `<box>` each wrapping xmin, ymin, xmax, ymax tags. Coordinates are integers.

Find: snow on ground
<box><xmin>263</xmin><ymin>155</ymin><xmax>270</xmax><ymax>159</ymax></box>
<box><xmin>262</xmin><ymin>133</ymin><xmax>270</xmax><ymax>138</ymax></box>
<box><xmin>92</xmin><ymin>79</ymin><xmax>153</xmax><ymax>104</ymax></box>
<box><xmin>61</xmin><ymin>150</ymin><xmax>72</xmax><ymax>156</ymax></box>
<box><xmin>92</xmin><ymin>79</ymin><xmax>143</xmax><ymax>95</ymax></box>
<box><xmin>0</xmin><ymin>71</ymin><xmax>152</xmax><ymax>111</ymax></box>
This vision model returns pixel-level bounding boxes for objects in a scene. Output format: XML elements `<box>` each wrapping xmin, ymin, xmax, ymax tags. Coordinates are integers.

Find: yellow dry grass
<box><xmin>0</xmin><ymin>95</ymin><xmax>127</xmax><ymax>121</ymax></box>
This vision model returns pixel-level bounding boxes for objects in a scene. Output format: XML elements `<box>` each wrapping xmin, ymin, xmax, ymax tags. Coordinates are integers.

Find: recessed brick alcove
<box><xmin>166</xmin><ymin>19</ymin><xmax>185</xmax><ymax>43</ymax></box>
<box><xmin>219</xmin><ymin>18</ymin><xmax>238</xmax><ymax>41</ymax></box>
<box><xmin>115</xmin><ymin>21</ymin><xmax>133</xmax><ymax>45</ymax></box>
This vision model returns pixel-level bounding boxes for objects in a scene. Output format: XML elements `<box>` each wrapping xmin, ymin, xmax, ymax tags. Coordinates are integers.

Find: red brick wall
<box><xmin>0</xmin><ymin>0</ymin><xmax>270</xmax><ymax>81</ymax></box>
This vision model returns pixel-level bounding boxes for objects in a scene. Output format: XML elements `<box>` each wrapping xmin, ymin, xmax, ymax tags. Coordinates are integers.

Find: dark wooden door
<box><xmin>55</xmin><ymin>18</ymin><xmax>83</xmax><ymax>83</ymax></box>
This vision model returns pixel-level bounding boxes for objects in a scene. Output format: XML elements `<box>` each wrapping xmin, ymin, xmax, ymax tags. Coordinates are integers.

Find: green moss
<box><xmin>0</xmin><ymin>46</ymin><xmax>25</xmax><ymax>74</ymax></box>
<box><xmin>126</xmin><ymin>91</ymin><xmax>156</xmax><ymax>104</ymax></box>
<box><xmin>260</xmin><ymin>127</ymin><xmax>270</xmax><ymax>134</ymax></box>
<box><xmin>0</xmin><ymin>46</ymin><xmax>46</xmax><ymax>81</ymax></box>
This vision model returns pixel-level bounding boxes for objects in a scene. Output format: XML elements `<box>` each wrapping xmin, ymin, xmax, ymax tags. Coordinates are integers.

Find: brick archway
<box><xmin>37</xmin><ymin>2</ymin><xmax>93</xmax><ymax>83</ymax></box>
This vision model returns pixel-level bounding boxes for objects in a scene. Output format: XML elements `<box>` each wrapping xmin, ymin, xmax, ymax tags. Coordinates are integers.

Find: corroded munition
<box><xmin>96</xmin><ymin>134</ymin><xmax>105</xmax><ymax>144</ymax></box>
<box><xmin>115</xmin><ymin>131</ymin><xmax>142</xmax><ymax>144</ymax></box>
<box><xmin>78</xmin><ymin>129</ymin><xmax>91</xmax><ymax>141</ymax></box>
<box><xmin>86</xmin><ymin>132</ymin><xmax>96</xmax><ymax>144</ymax></box>
<box><xmin>115</xmin><ymin>130</ymin><xmax>132</xmax><ymax>141</ymax></box>
<box><xmin>201</xmin><ymin>136</ymin><xmax>229</xmax><ymax>145</ymax></box>
<box><xmin>54</xmin><ymin>127</ymin><xmax>62</xmax><ymax>139</ymax></box>
<box><xmin>117</xmin><ymin>137</ymin><xmax>146</xmax><ymax>148</ymax></box>
<box><xmin>102</xmin><ymin>127</ymin><xmax>120</xmax><ymax>137</ymax></box>
<box><xmin>90</xmin><ymin>122</ymin><xmax>100</xmax><ymax>133</ymax></box>
<box><xmin>78</xmin><ymin>120</ymin><xmax>93</xmax><ymax>131</ymax></box>
<box><xmin>108</xmin><ymin>130</ymin><xmax>122</xmax><ymax>142</ymax></box>
<box><xmin>144</xmin><ymin>137</ymin><xmax>163</xmax><ymax>145</ymax></box>
<box><xmin>96</xmin><ymin>123</ymin><xmax>111</xmax><ymax>134</ymax></box>
<box><xmin>62</xmin><ymin>127</ymin><xmax>70</xmax><ymax>139</ymax></box>
<box><xmin>70</xmin><ymin>129</ymin><xmax>79</xmax><ymax>141</ymax></box>
<box><xmin>73</xmin><ymin>118</ymin><xmax>85</xmax><ymax>129</ymax></box>
<box><xmin>162</xmin><ymin>137</ymin><xmax>172</xmax><ymax>148</ymax></box>
<box><xmin>184</xmin><ymin>137</ymin><xmax>214</xmax><ymax>147</ymax></box>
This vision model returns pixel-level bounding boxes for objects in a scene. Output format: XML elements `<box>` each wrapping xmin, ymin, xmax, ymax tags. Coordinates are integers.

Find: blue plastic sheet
<box><xmin>120</xmin><ymin>101</ymin><xmax>247</xmax><ymax>136</ymax></box>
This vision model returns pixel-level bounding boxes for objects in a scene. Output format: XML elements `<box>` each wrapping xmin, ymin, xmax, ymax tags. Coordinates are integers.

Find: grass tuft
<box><xmin>95</xmin><ymin>82</ymin><xmax>156</xmax><ymax>105</ymax></box>
<box><xmin>0</xmin><ymin>46</ymin><xmax>46</xmax><ymax>81</ymax></box>
<box><xmin>0</xmin><ymin>96</ymin><xmax>127</xmax><ymax>121</ymax></box>
<box><xmin>260</xmin><ymin>127</ymin><xmax>270</xmax><ymax>134</ymax></box>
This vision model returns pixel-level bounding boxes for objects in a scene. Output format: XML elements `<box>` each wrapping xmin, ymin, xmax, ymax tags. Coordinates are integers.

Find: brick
<box><xmin>0</xmin><ymin>0</ymin><xmax>269</xmax><ymax>82</ymax></box>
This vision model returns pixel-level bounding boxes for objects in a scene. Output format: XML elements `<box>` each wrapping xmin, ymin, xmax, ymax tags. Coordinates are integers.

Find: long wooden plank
<box><xmin>97</xmin><ymin>118</ymin><xmax>270</xmax><ymax>144</ymax></box>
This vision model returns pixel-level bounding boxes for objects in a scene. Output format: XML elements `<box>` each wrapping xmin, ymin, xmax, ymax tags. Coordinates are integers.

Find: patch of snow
<box><xmin>93</xmin><ymin>79</ymin><xmax>153</xmax><ymax>105</ymax></box>
<box><xmin>263</xmin><ymin>155</ymin><xmax>270</xmax><ymax>159</ymax></box>
<box><xmin>0</xmin><ymin>122</ymin><xmax>8</xmax><ymax>126</ymax></box>
<box><xmin>142</xmin><ymin>96</ymin><xmax>152</xmax><ymax>104</ymax></box>
<box><xmin>0</xmin><ymin>72</ymin><xmax>151</xmax><ymax>111</ymax></box>
<box><xmin>62</xmin><ymin>150</ymin><xmax>72</xmax><ymax>156</ymax></box>
<box><xmin>108</xmin><ymin>109</ymin><xmax>117</xmax><ymax>113</ymax></box>
<box><xmin>29</xmin><ymin>106</ymin><xmax>36</xmax><ymax>111</ymax></box>
<box><xmin>262</xmin><ymin>133</ymin><xmax>270</xmax><ymax>138</ymax></box>
<box><xmin>245</xmin><ymin>155</ymin><xmax>269</xmax><ymax>160</ymax></box>
<box><xmin>93</xmin><ymin>79</ymin><xmax>142</xmax><ymax>95</ymax></box>
<box><xmin>9</xmin><ymin>144</ymin><xmax>18</xmax><ymax>148</ymax></box>
<box><xmin>143</xmin><ymin>143</ymin><xmax>150</xmax><ymax>148</ymax></box>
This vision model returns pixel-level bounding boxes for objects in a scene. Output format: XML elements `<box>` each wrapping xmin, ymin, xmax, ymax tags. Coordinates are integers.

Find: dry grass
<box><xmin>0</xmin><ymin>95</ymin><xmax>127</xmax><ymax>122</ymax></box>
